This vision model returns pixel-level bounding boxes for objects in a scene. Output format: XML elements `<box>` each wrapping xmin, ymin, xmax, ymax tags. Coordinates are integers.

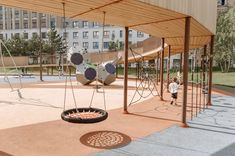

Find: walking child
<box><xmin>169</xmin><ymin>77</ymin><xmax>179</xmax><ymax>105</ymax></box>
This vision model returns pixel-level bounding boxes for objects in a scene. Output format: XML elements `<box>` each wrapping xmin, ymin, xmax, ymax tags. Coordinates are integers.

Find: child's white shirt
<box><xmin>169</xmin><ymin>82</ymin><xmax>179</xmax><ymax>93</ymax></box>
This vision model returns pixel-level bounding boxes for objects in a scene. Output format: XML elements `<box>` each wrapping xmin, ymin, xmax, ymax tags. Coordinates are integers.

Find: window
<box><xmin>32</xmin><ymin>19</ymin><xmax>37</xmax><ymax>28</ymax></box>
<box><xmin>128</xmin><ymin>30</ymin><xmax>132</xmax><ymax>38</ymax></box>
<box><xmin>93</xmin><ymin>22</ymin><xmax>99</xmax><ymax>27</ymax></box>
<box><xmin>120</xmin><ymin>30</ymin><xmax>123</xmax><ymax>38</ymax></box>
<box><xmin>103</xmin><ymin>42</ymin><xmax>109</xmax><ymax>49</ymax></box>
<box><xmin>83</xmin><ymin>42</ymin><xmax>89</xmax><ymax>49</ymax></box>
<box><xmin>23</xmin><ymin>20</ymin><xmax>28</xmax><ymax>29</ymax></box>
<box><xmin>32</xmin><ymin>32</ymin><xmax>38</xmax><ymax>37</ymax></box>
<box><xmin>41</xmin><ymin>19</ymin><xmax>46</xmax><ymax>28</ymax></box>
<box><xmin>93</xmin><ymin>42</ymin><xmax>99</xmax><ymax>49</ymax></box>
<box><xmin>73</xmin><ymin>32</ymin><xmax>79</xmax><ymax>39</ymax></box>
<box><xmin>23</xmin><ymin>10</ymin><xmax>28</xmax><ymax>19</ymax></box>
<box><xmin>83</xmin><ymin>31</ymin><xmax>88</xmax><ymax>39</ymax></box>
<box><xmin>42</xmin><ymin>14</ymin><xmax>46</xmax><ymax>18</ymax></box>
<box><xmin>15</xmin><ymin>21</ymin><xmax>20</xmax><ymax>29</ymax></box>
<box><xmin>23</xmin><ymin>33</ymin><xmax>28</xmax><ymax>39</ymax></box>
<box><xmin>104</xmin><ymin>31</ymin><xmax>110</xmax><ymax>38</ymax></box>
<box><xmin>93</xmin><ymin>31</ymin><xmax>99</xmax><ymax>39</ymax></box>
<box><xmin>72</xmin><ymin>21</ymin><xmax>79</xmax><ymax>28</ymax></box>
<box><xmin>0</xmin><ymin>23</ymin><xmax>3</xmax><ymax>29</ymax></box>
<box><xmin>15</xmin><ymin>33</ymin><xmax>20</xmax><ymax>39</ymax></box>
<box><xmin>63</xmin><ymin>32</ymin><xmax>68</xmax><ymax>39</ymax></box>
<box><xmin>73</xmin><ymin>42</ymin><xmax>79</xmax><ymax>47</ymax></box>
<box><xmin>32</xmin><ymin>12</ymin><xmax>37</xmax><ymax>18</ymax></box>
<box><xmin>218</xmin><ymin>0</ymin><xmax>226</xmax><ymax>5</ymax></box>
<box><xmin>137</xmin><ymin>31</ymin><xmax>144</xmax><ymax>38</ymax></box>
<box><xmin>0</xmin><ymin>34</ymin><xmax>3</xmax><ymax>40</ymax></box>
<box><xmin>41</xmin><ymin>32</ymin><xmax>47</xmax><ymax>39</ymax></box>
<box><xmin>50</xmin><ymin>17</ymin><xmax>56</xmax><ymax>28</ymax></box>
<box><xmin>15</xmin><ymin>10</ymin><xmax>20</xmax><ymax>19</ymax></box>
<box><xmin>82</xmin><ymin>21</ymin><xmax>89</xmax><ymax>28</ymax></box>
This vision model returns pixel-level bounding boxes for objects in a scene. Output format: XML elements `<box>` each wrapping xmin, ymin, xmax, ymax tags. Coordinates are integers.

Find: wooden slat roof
<box><xmin>0</xmin><ymin>0</ymin><xmax>217</xmax><ymax>54</ymax></box>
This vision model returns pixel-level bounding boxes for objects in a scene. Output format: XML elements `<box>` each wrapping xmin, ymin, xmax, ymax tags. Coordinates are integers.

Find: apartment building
<box><xmin>0</xmin><ymin>6</ymin><xmax>149</xmax><ymax>53</ymax></box>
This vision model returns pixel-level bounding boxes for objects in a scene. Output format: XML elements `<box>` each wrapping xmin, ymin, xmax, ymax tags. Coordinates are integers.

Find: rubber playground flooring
<box><xmin>0</xmin><ymin>78</ymin><xmax>234</xmax><ymax>156</ymax></box>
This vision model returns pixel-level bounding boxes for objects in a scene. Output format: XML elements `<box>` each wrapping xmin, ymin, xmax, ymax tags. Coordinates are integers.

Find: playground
<box><xmin>0</xmin><ymin>76</ymin><xmax>234</xmax><ymax>155</ymax></box>
<box><xmin>1</xmin><ymin>0</ymin><xmax>235</xmax><ymax>156</ymax></box>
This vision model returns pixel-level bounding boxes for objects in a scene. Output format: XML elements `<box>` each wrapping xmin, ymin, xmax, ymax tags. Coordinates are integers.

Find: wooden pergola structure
<box><xmin>0</xmin><ymin>0</ymin><xmax>217</xmax><ymax>126</ymax></box>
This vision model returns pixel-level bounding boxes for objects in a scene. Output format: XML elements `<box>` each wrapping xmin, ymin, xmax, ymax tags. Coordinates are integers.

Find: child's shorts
<box><xmin>171</xmin><ymin>93</ymin><xmax>178</xmax><ymax>99</ymax></box>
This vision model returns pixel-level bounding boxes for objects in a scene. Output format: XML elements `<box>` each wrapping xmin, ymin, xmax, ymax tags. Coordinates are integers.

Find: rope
<box><xmin>62</xmin><ymin>2</ymin><xmax>78</xmax><ymax>112</ymax></box>
<box><xmin>0</xmin><ymin>40</ymin><xmax>23</xmax><ymax>98</ymax></box>
<box><xmin>89</xmin><ymin>11</ymin><xmax>107</xmax><ymax>111</ymax></box>
<box><xmin>129</xmin><ymin>48</ymin><xmax>160</xmax><ymax>106</ymax></box>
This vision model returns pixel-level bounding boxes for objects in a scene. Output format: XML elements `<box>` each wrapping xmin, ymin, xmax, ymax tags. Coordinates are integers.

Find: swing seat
<box><xmin>61</xmin><ymin>107</ymin><xmax>108</xmax><ymax>123</ymax></box>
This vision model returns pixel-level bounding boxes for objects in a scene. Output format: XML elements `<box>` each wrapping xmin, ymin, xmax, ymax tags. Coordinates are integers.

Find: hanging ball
<box><xmin>105</xmin><ymin>63</ymin><xmax>116</xmax><ymax>74</ymax></box>
<box><xmin>70</xmin><ymin>53</ymin><xmax>83</xmax><ymax>65</ymax></box>
<box><xmin>85</xmin><ymin>68</ymin><xmax>97</xmax><ymax>80</ymax></box>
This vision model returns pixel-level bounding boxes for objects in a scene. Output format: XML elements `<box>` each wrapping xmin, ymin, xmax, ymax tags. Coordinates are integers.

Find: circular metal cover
<box><xmin>85</xmin><ymin>68</ymin><xmax>96</xmax><ymax>80</ymax></box>
<box><xmin>105</xmin><ymin>63</ymin><xmax>116</xmax><ymax>74</ymax></box>
<box><xmin>70</xmin><ymin>53</ymin><xmax>83</xmax><ymax>65</ymax></box>
<box><xmin>80</xmin><ymin>130</ymin><xmax>131</xmax><ymax>149</ymax></box>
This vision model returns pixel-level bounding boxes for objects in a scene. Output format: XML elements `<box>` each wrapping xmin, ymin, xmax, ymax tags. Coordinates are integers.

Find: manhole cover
<box><xmin>80</xmin><ymin>131</ymin><xmax>131</xmax><ymax>149</ymax></box>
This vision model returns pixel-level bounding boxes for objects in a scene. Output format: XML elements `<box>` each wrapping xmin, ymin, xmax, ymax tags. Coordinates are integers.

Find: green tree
<box><xmin>28</xmin><ymin>33</ymin><xmax>41</xmax><ymax>56</ymax></box>
<box><xmin>215</xmin><ymin>7</ymin><xmax>235</xmax><ymax>72</ymax></box>
<box><xmin>108</xmin><ymin>33</ymin><xmax>124</xmax><ymax>51</ymax></box>
<box><xmin>45</xmin><ymin>28</ymin><xmax>66</xmax><ymax>64</ymax></box>
<box><xmin>3</xmin><ymin>35</ymin><xmax>29</xmax><ymax>56</ymax></box>
<box><xmin>108</xmin><ymin>33</ymin><xmax>118</xmax><ymax>51</ymax></box>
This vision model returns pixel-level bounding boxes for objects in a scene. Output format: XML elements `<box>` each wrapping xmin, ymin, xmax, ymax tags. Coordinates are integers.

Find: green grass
<box><xmin>117</xmin><ymin>67</ymin><xmax>235</xmax><ymax>88</ymax></box>
<box><xmin>212</xmin><ymin>72</ymin><xmax>235</xmax><ymax>88</ymax></box>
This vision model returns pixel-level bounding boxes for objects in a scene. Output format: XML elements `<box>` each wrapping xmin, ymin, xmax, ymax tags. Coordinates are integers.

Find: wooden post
<box><xmin>182</xmin><ymin>17</ymin><xmax>191</xmax><ymax>127</ymax></box>
<box><xmin>208</xmin><ymin>36</ymin><xmax>214</xmax><ymax>106</ymax></box>
<box><xmin>156</xmin><ymin>53</ymin><xmax>159</xmax><ymax>85</ymax></box>
<box><xmin>160</xmin><ymin>38</ymin><xmax>165</xmax><ymax>100</ymax></box>
<box><xmin>123</xmin><ymin>27</ymin><xmax>129</xmax><ymax>113</ymax></box>
<box><xmin>167</xmin><ymin>45</ymin><xmax>171</xmax><ymax>91</ymax></box>
<box><xmin>180</xmin><ymin>53</ymin><xmax>183</xmax><ymax>73</ymax></box>
<box><xmin>116</xmin><ymin>64</ymin><xmax>118</xmax><ymax>78</ymax></box>
<box><xmin>39</xmin><ymin>13</ymin><xmax>43</xmax><ymax>81</ymax></box>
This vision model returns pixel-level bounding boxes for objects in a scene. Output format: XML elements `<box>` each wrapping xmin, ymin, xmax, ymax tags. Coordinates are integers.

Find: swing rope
<box><xmin>62</xmin><ymin>2</ymin><xmax>78</xmax><ymax>112</ymax></box>
<box><xmin>0</xmin><ymin>40</ymin><xmax>23</xmax><ymax>98</ymax></box>
<box><xmin>61</xmin><ymin>5</ymin><xmax>108</xmax><ymax>123</ymax></box>
<box><xmin>89</xmin><ymin>11</ymin><xmax>107</xmax><ymax>111</ymax></box>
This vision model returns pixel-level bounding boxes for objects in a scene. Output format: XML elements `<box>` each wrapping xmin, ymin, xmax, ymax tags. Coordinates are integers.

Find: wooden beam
<box><xmin>70</xmin><ymin>0</ymin><xmax>123</xmax><ymax>18</ymax></box>
<box><xmin>167</xmin><ymin>45</ymin><xmax>171</xmax><ymax>91</ymax></box>
<box><xmin>182</xmin><ymin>17</ymin><xmax>191</xmax><ymax>127</ymax></box>
<box><xmin>208</xmin><ymin>35</ymin><xmax>214</xmax><ymax>106</ymax></box>
<box><xmin>123</xmin><ymin>27</ymin><xmax>129</xmax><ymax>113</ymax></box>
<box><xmin>129</xmin><ymin>17</ymin><xmax>185</xmax><ymax>28</ymax></box>
<box><xmin>160</xmin><ymin>38</ymin><xmax>165</xmax><ymax>100</ymax></box>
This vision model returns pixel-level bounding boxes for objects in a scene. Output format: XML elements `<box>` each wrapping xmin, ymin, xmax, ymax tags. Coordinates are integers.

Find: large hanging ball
<box><xmin>85</xmin><ymin>68</ymin><xmax>97</xmax><ymax>80</ymax></box>
<box><xmin>70</xmin><ymin>53</ymin><xmax>83</xmax><ymax>65</ymax></box>
<box><xmin>105</xmin><ymin>63</ymin><xmax>116</xmax><ymax>74</ymax></box>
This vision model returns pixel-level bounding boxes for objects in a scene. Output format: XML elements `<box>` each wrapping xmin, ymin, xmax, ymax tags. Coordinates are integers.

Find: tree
<box><xmin>108</xmin><ymin>33</ymin><xmax>118</xmax><ymax>51</ymax></box>
<box><xmin>45</xmin><ymin>28</ymin><xmax>66</xmax><ymax>64</ymax></box>
<box><xmin>28</xmin><ymin>33</ymin><xmax>41</xmax><ymax>56</ymax></box>
<box><xmin>215</xmin><ymin>7</ymin><xmax>235</xmax><ymax>72</ymax></box>
<box><xmin>108</xmin><ymin>33</ymin><xmax>124</xmax><ymax>51</ymax></box>
<box><xmin>3</xmin><ymin>35</ymin><xmax>29</xmax><ymax>56</ymax></box>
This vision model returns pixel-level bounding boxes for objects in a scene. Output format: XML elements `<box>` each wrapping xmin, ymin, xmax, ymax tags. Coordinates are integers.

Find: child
<box><xmin>169</xmin><ymin>77</ymin><xmax>179</xmax><ymax>105</ymax></box>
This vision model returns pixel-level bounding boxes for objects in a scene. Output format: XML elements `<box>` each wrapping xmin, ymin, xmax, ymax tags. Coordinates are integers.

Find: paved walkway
<box><xmin>95</xmin><ymin>94</ymin><xmax>235</xmax><ymax>156</ymax></box>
